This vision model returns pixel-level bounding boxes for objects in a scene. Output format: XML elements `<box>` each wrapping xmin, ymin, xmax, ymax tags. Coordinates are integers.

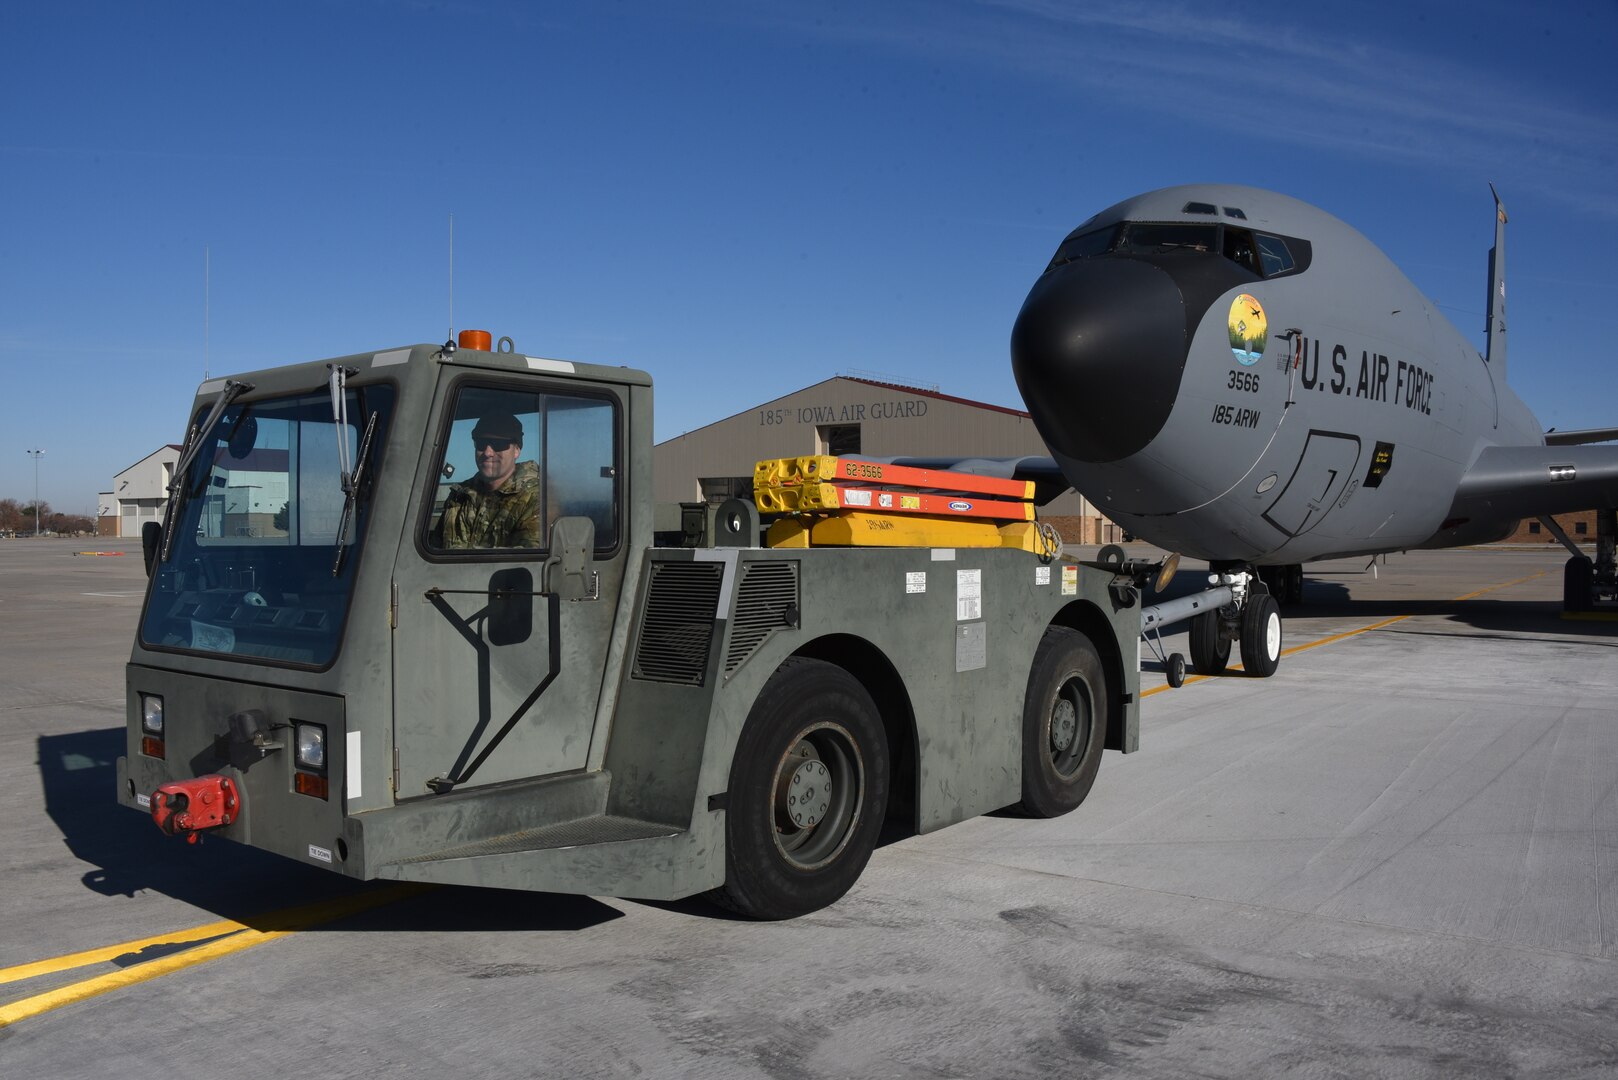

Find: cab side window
<box><xmin>426</xmin><ymin>385</ymin><xmax>618</xmax><ymax>553</ymax></box>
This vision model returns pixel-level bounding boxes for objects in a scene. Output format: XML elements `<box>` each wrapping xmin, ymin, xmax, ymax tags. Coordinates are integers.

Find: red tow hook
<box><xmin>151</xmin><ymin>775</ymin><xmax>241</xmax><ymax>844</ymax></box>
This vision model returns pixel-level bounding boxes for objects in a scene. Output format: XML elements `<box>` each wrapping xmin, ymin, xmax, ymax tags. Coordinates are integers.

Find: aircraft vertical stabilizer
<box><xmin>1487</xmin><ymin>184</ymin><xmax>1507</xmax><ymax>377</ymax></box>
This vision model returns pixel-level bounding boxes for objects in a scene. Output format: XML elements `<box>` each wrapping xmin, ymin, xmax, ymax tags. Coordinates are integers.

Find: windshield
<box><xmin>1117</xmin><ymin>222</ymin><xmax>1220</xmax><ymax>254</ymax></box>
<box><xmin>139</xmin><ymin>384</ymin><xmax>396</xmax><ymax>668</ymax></box>
<box><xmin>1045</xmin><ymin>226</ymin><xmax>1118</xmax><ymax>271</ymax></box>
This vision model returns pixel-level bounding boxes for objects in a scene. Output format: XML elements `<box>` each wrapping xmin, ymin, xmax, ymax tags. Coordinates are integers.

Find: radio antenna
<box><xmin>448</xmin><ymin>212</ymin><xmax>455</xmax><ymax>340</ymax></box>
<box><xmin>204</xmin><ymin>245</ymin><xmax>210</xmax><ymax>381</ymax></box>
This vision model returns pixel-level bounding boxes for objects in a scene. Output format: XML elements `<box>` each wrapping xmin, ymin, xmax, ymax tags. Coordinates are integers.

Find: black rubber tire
<box><xmin>1565</xmin><ymin>556</ymin><xmax>1594</xmax><ymax>612</ymax></box>
<box><xmin>1188</xmin><ymin>610</ymin><xmax>1230</xmax><ymax>675</ymax></box>
<box><xmin>1166</xmin><ymin>652</ymin><xmax>1186</xmax><ymax>688</ymax></box>
<box><xmin>1240</xmin><ymin>592</ymin><xmax>1283</xmax><ymax>677</ymax></box>
<box><xmin>713</xmin><ymin>658</ymin><xmax>888</xmax><ymax>920</ymax></box>
<box><xmin>1018</xmin><ymin>626</ymin><xmax>1109</xmax><ymax>818</ymax></box>
<box><xmin>1286</xmin><ymin>564</ymin><xmax>1305</xmax><ymax>605</ymax></box>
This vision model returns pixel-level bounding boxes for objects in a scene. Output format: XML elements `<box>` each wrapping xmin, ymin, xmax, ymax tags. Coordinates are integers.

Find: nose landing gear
<box><xmin>1135</xmin><ymin>560</ymin><xmax>1284</xmax><ymax>685</ymax></box>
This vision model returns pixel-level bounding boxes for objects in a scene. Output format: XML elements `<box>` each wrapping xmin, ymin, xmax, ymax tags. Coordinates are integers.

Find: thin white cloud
<box><xmin>710</xmin><ymin>0</ymin><xmax>1618</xmax><ymax>216</ymax></box>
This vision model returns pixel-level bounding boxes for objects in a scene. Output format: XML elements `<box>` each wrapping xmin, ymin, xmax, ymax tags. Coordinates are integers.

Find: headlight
<box><xmin>140</xmin><ymin>694</ymin><xmax>164</xmax><ymax>735</ymax></box>
<box><xmin>295</xmin><ymin>722</ymin><xmax>327</xmax><ymax>771</ymax></box>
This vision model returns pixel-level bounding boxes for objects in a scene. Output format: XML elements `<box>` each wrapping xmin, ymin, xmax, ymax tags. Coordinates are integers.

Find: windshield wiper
<box><xmin>158</xmin><ymin>378</ymin><xmax>255</xmax><ymax>563</ymax></box>
<box><xmin>332</xmin><ymin>407</ymin><xmax>380</xmax><ymax>576</ymax></box>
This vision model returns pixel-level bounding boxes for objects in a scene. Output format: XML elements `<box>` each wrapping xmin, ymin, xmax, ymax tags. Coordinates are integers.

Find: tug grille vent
<box><xmin>633</xmin><ymin>561</ymin><xmax>724</xmax><ymax>685</ymax></box>
<box><xmin>725</xmin><ymin>561</ymin><xmax>799</xmax><ymax>676</ymax></box>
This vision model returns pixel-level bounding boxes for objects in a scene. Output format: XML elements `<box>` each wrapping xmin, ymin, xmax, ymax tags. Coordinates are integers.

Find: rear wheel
<box><xmin>714</xmin><ymin>658</ymin><xmax>888</xmax><ymax>920</ymax></box>
<box><xmin>1019</xmin><ymin>626</ymin><xmax>1109</xmax><ymax>817</ymax></box>
<box><xmin>1189</xmin><ymin>611</ymin><xmax>1230</xmax><ymax>675</ymax></box>
<box><xmin>1565</xmin><ymin>556</ymin><xmax>1594</xmax><ymax>612</ymax></box>
<box><xmin>1241</xmin><ymin>593</ymin><xmax>1283</xmax><ymax>677</ymax></box>
<box><xmin>1285</xmin><ymin>564</ymin><xmax>1305</xmax><ymax>605</ymax></box>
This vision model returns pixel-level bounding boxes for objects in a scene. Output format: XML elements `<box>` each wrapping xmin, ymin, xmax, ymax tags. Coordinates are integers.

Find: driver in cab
<box><xmin>432</xmin><ymin>411</ymin><xmax>541</xmax><ymax>549</ymax></box>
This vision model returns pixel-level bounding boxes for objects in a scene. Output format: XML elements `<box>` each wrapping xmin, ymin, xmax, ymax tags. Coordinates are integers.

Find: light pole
<box><xmin>26</xmin><ymin>448</ymin><xmax>44</xmax><ymax>537</ymax></box>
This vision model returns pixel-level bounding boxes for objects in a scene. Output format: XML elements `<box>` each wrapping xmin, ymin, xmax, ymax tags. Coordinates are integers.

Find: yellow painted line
<box><xmin>1143</xmin><ymin>570</ymin><xmax>1547</xmax><ymax>698</ymax></box>
<box><xmin>0</xmin><ymin>884</ymin><xmax>426</xmax><ymax>1028</ymax></box>
<box><xmin>0</xmin><ymin>917</ymin><xmax>247</xmax><ymax>986</ymax></box>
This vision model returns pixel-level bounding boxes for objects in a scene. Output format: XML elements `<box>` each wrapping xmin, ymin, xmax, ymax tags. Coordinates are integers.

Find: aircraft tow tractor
<box><xmin>119</xmin><ymin>332</ymin><xmax>1148</xmax><ymax>920</ymax></box>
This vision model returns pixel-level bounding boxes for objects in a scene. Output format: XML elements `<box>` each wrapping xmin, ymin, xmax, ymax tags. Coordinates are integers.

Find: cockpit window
<box><xmin>1254</xmin><ymin>234</ymin><xmax>1295</xmax><ymax>276</ymax></box>
<box><xmin>1223</xmin><ymin>227</ymin><xmax>1260</xmax><ymax>275</ymax></box>
<box><xmin>1117</xmin><ymin>222</ymin><xmax>1219</xmax><ymax>254</ymax></box>
<box><xmin>1045</xmin><ymin>226</ymin><xmax>1117</xmax><ymax>270</ymax></box>
<box><xmin>1045</xmin><ymin>220</ymin><xmax>1310</xmax><ymax>278</ymax></box>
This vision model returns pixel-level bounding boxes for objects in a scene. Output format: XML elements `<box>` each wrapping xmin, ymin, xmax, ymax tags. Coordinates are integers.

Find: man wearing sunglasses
<box><xmin>432</xmin><ymin>411</ymin><xmax>542</xmax><ymax>549</ymax></box>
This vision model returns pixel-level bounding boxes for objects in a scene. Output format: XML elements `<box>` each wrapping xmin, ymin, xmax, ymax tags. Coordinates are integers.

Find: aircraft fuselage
<box><xmin>1011</xmin><ymin>185</ymin><xmax>1541</xmax><ymax>564</ymax></box>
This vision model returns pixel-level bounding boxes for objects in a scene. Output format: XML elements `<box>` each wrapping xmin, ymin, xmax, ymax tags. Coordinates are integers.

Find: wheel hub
<box><xmin>1050</xmin><ymin>698</ymin><xmax>1077</xmax><ymax>753</ymax></box>
<box><xmin>778</xmin><ymin>754</ymin><xmax>833</xmax><ymax>829</ymax></box>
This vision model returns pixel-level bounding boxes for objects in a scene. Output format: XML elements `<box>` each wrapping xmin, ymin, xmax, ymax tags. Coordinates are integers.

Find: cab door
<box><xmin>389</xmin><ymin>374</ymin><xmax>624</xmax><ymax>798</ymax></box>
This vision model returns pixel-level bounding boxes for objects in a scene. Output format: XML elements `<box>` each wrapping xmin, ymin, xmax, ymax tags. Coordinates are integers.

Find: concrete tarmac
<box><xmin>2</xmin><ymin>537</ymin><xmax>1614</xmax><ymax>1078</ymax></box>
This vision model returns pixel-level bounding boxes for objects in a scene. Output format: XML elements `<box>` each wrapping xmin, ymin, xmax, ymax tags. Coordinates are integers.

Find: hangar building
<box><xmin>653</xmin><ymin>375</ymin><xmax>1117</xmax><ymax>542</ymax></box>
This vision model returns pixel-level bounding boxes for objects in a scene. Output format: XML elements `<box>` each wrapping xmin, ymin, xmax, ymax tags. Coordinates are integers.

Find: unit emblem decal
<box><xmin>1228</xmin><ymin>293</ymin><xmax>1268</xmax><ymax>366</ymax></box>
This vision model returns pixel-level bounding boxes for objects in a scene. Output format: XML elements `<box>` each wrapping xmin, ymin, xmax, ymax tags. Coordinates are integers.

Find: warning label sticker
<box><xmin>956</xmin><ymin>568</ymin><xmax>982</xmax><ymax>620</ymax></box>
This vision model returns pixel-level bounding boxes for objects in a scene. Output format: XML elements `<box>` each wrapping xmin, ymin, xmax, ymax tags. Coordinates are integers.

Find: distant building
<box><xmin>654</xmin><ymin>375</ymin><xmax>1118</xmax><ymax>543</ymax></box>
<box><xmin>1500</xmin><ymin>511</ymin><xmax>1599</xmax><ymax>545</ymax></box>
<box><xmin>106</xmin><ymin>445</ymin><xmax>181</xmax><ymax>538</ymax></box>
<box><xmin>97</xmin><ymin>492</ymin><xmax>115</xmax><ymax>537</ymax></box>
<box><xmin>198</xmin><ymin>447</ymin><xmax>290</xmax><ymax>538</ymax></box>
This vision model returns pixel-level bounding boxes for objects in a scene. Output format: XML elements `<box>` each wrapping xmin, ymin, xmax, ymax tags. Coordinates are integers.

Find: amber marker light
<box><xmin>141</xmin><ymin>735</ymin><xmax>166</xmax><ymax>759</ymax></box>
<box><xmin>294</xmin><ymin>772</ymin><xmax>329</xmax><ymax>799</ymax></box>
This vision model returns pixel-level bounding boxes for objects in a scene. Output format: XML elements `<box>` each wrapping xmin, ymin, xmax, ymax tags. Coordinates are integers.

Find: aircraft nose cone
<box><xmin>1010</xmin><ymin>258</ymin><xmax>1188</xmax><ymax>464</ymax></box>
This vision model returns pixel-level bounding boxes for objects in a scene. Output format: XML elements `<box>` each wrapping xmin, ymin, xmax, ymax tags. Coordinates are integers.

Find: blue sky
<box><xmin>4</xmin><ymin>0</ymin><xmax>1616</xmax><ymax>512</ymax></box>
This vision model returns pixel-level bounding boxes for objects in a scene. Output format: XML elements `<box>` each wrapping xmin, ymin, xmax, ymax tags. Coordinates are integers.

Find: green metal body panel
<box><xmin>117</xmin><ymin>342</ymin><xmax>1141</xmax><ymax>903</ymax></box>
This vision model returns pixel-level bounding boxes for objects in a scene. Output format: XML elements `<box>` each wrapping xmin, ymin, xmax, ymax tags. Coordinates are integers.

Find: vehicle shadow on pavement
<box><xmin>37</xmin><ymin>727</ymin><xmax>624</xmax><ymax>933</ymax></box>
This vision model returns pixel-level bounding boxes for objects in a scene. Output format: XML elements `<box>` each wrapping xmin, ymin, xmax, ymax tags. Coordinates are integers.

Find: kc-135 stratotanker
<box><xmin>983</xmin><ymin>184</ymin><xmax>1618</xmax><ymax>680</ymax></box>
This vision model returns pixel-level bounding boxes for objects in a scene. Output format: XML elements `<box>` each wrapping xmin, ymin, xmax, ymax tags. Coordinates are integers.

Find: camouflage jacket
<box><xmin>432</xmin><ymin>460</ymin><xmax>542</xmax><ymax>549</ymax></box>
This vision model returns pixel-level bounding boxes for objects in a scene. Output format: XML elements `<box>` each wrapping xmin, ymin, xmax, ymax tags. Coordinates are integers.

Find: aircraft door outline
<box><xmin>1262</xmin><ymin>430</ymin><xmax>1362</xmax><ymax>538</ymax></box>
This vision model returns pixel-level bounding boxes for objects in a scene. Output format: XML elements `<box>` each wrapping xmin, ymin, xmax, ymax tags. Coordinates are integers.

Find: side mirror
<box><xmin>141</xmin><ymin>521</ymin><xmax>162</xmax><ymax>577</ymax></box>
<box><xmin>544</xmin><ymin>516</ymin><xmax>597</xmax><ymax>601</ymax></box>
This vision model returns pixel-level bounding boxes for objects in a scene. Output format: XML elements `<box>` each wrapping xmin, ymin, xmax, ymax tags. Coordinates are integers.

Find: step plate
<box><xmin>389</xmin><ymin>815</ymin><xmax>679</xmax><ymax>865</ymax></box>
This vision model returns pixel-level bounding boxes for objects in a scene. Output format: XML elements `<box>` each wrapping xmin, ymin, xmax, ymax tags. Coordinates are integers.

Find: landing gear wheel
<box><xmin>1241</xmin><ymin>593</ymin><xmax>1283</xmax><ymax>677</ymax></box>
<box><xmin>714</xmin><ymin>658</ymin><xmax>889</xmax><ymax>920</ymax></box>
<box><xmin>1564</xmin><ymin>556</ymin><xmax>1594</xmax><ymax>612</ymax></box>
<box><xmin>1285</xmin><ymin>564</ymin><xmax>1305</xmax><ymax>605</ymax></box>
<box><xmin>1189</xmin><ymin>610</ymin><xmax>1230</xmax><ymax>675</ymax></box>
<box><xmin>1166</xmin><ymin>652</ymin><xmax>1187</xmax><ymax>688</ymax></box>
<box><xmin>1018</xmin><ymin>626</ymin><xmax>1110</xmax><ymax>817</ymax></box>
